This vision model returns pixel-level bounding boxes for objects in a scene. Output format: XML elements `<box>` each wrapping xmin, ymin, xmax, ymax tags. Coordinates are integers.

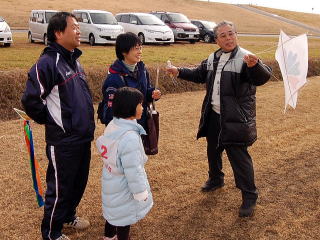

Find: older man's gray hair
<box><xmin>213</xmin><ymin>20</ymin><xmax>236</xmax><ymax>40</ymax></box>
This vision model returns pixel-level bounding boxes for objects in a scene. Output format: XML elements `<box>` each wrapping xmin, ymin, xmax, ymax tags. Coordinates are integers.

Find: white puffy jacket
<box><xmin>96</xmin><ymin>118</ymin><xmax>153</xmax><ymax>226</ymax></box>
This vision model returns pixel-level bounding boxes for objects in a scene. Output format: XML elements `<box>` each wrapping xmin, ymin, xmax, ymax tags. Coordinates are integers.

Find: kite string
<box><xmin>167</xmin><ymin>35</ymin><xmax>303</xmax><ymax>85</ymax></box>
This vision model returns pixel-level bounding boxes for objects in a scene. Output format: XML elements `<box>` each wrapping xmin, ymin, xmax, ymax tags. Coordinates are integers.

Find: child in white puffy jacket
<box><xmin>96</xmin><ymin>87</ymin><xmax>153</xmax><ymax>240</ymax></box>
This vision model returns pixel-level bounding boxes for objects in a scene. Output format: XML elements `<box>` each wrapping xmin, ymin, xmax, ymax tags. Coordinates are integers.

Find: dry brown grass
<box><xmin>0</xmin><ymin>0</ymin><xmax>317</xmax><ymax>35</ymax></box>
<box><xmin>1</xmin><ymin>77</ymin><xmax>319</xmax><ymax>240</ymax></box>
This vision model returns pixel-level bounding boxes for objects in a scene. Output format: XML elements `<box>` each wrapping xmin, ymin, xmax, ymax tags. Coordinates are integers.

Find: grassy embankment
<box><xmin>1</xmin><ymin>32</ymin><xmax>319</xmax><ymax>121</ymax></box>
<box><xmin>1</xmin><ymin>0</ymin><xmax>319</xmax><ymax>35</ymax></box>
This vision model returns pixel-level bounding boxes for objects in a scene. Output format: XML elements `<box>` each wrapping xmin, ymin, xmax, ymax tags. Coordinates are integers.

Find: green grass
<box><xmin>1</xmin><ymin>32</ymin><xmax>319</xmax><ymax>71</ymax></box>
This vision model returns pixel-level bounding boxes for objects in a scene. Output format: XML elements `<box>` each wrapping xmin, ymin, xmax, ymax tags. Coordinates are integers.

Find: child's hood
<box><xmin>104</xmin><ymin>118</ymin><xmax>146</xmax><ymax>139</ymax></box>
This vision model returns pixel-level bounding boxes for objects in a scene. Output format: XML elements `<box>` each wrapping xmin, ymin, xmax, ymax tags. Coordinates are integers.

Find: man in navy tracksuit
<box><xmin>21</xmin><ymin>12</ymin><xmax>95</xmax><ymax>240</ymax></box>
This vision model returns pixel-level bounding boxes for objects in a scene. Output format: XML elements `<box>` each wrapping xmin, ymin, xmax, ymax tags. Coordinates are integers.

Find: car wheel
<box><xmin>89</xmin><ymin>34</ymin><xmax>95</xmax><ymax>46</ymax></box>
<box><xmin>44</xmin><ymin>34</ymin><xmax>48</xmax><ymax>45</ymax></box>
<box><xmin>28</xmin><ymin>32</ymin><xmax>34</xmax><ymax>43</ymax></box>
<box><xmin>189</xmin><ymin>39</ymin><xmax>196</xmax><ymax>44</ymax></box>
<box><xmin>138</xmin><ymin>33</ymin><xmax>145</xmax><ymax>44</ymax></box>
<box><xmin>204</xmin><ymin>34</ymin><xmax>211</xmax><ymax>43</ymax></box>
<box><xmin>4</xmin><ymin>43</ymin><xmax>11</xmax><ymax>47</ymax></box>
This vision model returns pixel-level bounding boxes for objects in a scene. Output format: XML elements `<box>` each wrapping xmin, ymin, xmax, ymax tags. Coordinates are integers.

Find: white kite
<box><xmin>275</xmin><ymin>30</ymin><xmax>308</xmax><ymax>112</ymax></box>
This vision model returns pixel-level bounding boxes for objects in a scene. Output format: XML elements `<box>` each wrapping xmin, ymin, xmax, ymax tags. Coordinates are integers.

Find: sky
<box><xmin>197</xmin><ymin>0</ymin><xmax>320</xmax><ymax>14</ymax></box>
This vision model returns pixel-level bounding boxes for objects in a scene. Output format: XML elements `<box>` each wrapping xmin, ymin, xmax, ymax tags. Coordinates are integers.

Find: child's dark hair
<box><xmin>115</xmin><ymin>32</ymin><xmax>142</xmax><ymax>60</ymax></box>
<box><xmin>113</xmin><ymin>87</ymin><xmax>144</xmax><ymax>119</ymax></box>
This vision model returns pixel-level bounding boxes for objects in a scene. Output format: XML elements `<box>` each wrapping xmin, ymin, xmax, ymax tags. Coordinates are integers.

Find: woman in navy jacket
<box><xmin>101</xmin><ymin>32</ymin><xmax>161</xmax><ymax>131</ymax></box>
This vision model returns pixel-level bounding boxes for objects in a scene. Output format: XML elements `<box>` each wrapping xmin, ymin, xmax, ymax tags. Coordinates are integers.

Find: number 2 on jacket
<box><xmin>101</xmin><ymin>145</ymin><xmax>108</xmax><ymax>160</ymax></box>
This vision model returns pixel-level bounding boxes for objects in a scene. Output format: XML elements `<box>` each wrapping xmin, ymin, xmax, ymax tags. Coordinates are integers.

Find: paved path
<box><xmin>235</xmin><ymin>4</ymin><xmax>320</xmax><ymax>36</ymax></box>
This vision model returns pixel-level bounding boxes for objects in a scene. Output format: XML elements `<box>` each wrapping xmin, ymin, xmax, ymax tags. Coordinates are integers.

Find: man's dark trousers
<box><xmin>41</xmin><ymin>142</ymin><xmax>91</xmax><ymax>240</ymax></box>
<box><xmin>206</xmin><ymin>109</ymin><xmax>258</xmax><ymax>201</ymax></box>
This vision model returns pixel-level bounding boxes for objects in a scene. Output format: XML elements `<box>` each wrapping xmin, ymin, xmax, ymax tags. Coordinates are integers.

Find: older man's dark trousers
<box><xmin>41</xmin><ymin>142</ymin><xmax>91</xmax><ymax>240</ymax></box>
<box><xmin>206</xmin><ymin>109</ymin><xmax>258</xmax><ymax>202</ymax></box>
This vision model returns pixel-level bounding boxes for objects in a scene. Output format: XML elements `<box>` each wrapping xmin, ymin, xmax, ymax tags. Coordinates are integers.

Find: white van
<box><xmin>72</xmin><ymin>10</ymin><xmax>124</xmax><ymax>46</ymax></box>
<box><xmin>115</xmin><ymin>13</ymin><xmax>174</xmax><ymax>44</ymax></box>
<box><xmin>28</xmin><ymin>10</ymin><xmax>58</xmax><ymax>45</ymax></box>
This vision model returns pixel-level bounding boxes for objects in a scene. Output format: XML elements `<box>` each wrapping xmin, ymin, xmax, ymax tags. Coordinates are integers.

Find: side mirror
<box><xmin>131</xmin><ymin>20</ymin><xmax>137</xmax><ymax>24</ymax></box>
<box><xmin>164</xmin><ymin>19</ymin><xmax>170</xmax><ymax>24</ymax></box>
<box><xmin>83</xmin><ymin>19</ymin><xmax>89</xmax><ymax>23</ymax></box>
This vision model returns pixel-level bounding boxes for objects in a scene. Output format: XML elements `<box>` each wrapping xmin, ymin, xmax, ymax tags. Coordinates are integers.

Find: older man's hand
<box><xmin>244</xmin><ymin>54</ymin><xmax>259</xmax><ymax>68</ymax></box>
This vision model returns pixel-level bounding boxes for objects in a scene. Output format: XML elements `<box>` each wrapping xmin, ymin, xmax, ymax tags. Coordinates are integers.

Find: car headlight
<box><xmin>174</xmin><ymin>28</ymin><xmax>184</xmax><ymax>32</ymax></box>
<box><xmin>4</xmin><ymin>26</ymin><xmax>11</xmax><ymax>33</ymax></box>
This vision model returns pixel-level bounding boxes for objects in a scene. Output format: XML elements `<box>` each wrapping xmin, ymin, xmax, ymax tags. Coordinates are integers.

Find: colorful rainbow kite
<box><xmin>24</xmin><ymin>120</ymin><xmax>44</xmax><ymax>207</ymax></box>
<box><xmin>14</xmin><ymin>108</ymin><xmax>44</xmax><ymax>207</ymax></box>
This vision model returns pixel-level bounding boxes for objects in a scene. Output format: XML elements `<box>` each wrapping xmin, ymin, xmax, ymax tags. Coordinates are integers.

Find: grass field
<box><xmin>1</xmin><ymin>32</ymin><xmax>320</xmax><ymax>71</ymax></box>
<box><xmin>0</xmin><ymin>1</ymin><xmax>319</xmax><ymax>239</ymax></box>
<box><xmin>0</xmin><ymin>77</ymin><xmax>319</xmax><ymax>239</ymax></box>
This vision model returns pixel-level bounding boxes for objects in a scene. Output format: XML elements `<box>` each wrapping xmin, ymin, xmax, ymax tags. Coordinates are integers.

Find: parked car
<box><xmin>150</xmin><ymin>11</ymin><xmax>199</xmax><ymax>44</ymax></box>
<box><xmin>28</xmin><ymin>10</ymin><xmax>58</xmax><ymax>45</ymax></box>
<box><xmin>191</xmin><ymin>19</ymin><xmax>216</xmax><ymax>43</ymax></box>
<box><xmin>72</xmin><ymin>10</ymin><xmax>124</xmax><ymax>46</ymax></box>
<box><xmin>115</xmin><ymin>13</ymin><xmax>174</xmax><ymax>44</ymax></box>
<box><xmin>0</xmin><ymin>17</ymin><xmax>13</xmax><ymax>47</ymax></box>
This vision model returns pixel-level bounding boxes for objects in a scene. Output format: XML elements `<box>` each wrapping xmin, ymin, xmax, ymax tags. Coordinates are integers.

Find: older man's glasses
<box><xmin>217</xmin><ymin>31</ymin><xmax>236</xmax><ymax>39</ymax></box>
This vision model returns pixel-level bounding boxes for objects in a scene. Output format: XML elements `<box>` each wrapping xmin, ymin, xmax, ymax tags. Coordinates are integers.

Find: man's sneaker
<box><xmin>239</xmin><ymin>201</ymin><xmax>256</xmax><ymax>217</ymax></box>
<box><xmin>201</xmin><ymin>179</ymin><xmax>224</xmax><ymax>192</ymax></box>
<box><xmin>56</xmin><ymin>234</ymin><xmax>70</xmax><ymax>240</ymax></box>
<box><xmin>64</xmin><ymin>217</ymin><xmax>90</xmax><ymax>230</ymax></box>
<box><xmin>102</xmin><ymin>235</ymin><xmax>117</xmax><ymax>240</ymax></box>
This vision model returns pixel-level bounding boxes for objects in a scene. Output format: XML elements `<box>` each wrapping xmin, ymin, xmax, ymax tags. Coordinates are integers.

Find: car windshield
<box><xmin>90</xmin><ymin>13</ymin><xmax>117</xmax><ymax>25</ymax></box>
<box><xmin>138</xmin><ymin>15</ymin><xmax>165</xmax><ymax>25</ymax></box>
<box><xmin>202</xmin><ymin>21</ymin><xmax>216</xmax><ymax>30</ymax></box>
<box><xmin>45</xmin><ymin>12</ymin><xmax>57</xmax><ymax>23</ymax></box>
<box><xmin>168</xmin><ymin>13</ymin><xmax>190</xmax><ymax>23</ymax></box>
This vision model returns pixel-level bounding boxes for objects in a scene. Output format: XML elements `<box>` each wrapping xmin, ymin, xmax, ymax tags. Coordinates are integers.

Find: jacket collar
<box><xmin>215</xmin><ymin>45</ymin><xmax>239</xmax><ymax>59</ymax></box>
<box><xmin>44</xmin><ymin>42</ymin><xmax>82</xmax><ymax>63</ymax></box>
<box><xmin>109</xmin><ymin>59</ymin><xmax>145</xmax><ymax>78</ymax></box>
<box><xmin>108</xmin><ymin>118</ymin><xmax>146</xmax><ymax>136</ymax></box>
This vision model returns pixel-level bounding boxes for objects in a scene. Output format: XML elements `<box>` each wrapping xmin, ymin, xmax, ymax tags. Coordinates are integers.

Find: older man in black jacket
<box><xmin>167</xmin><ymin>20</ymin><xmax>272</xmax><ymax>217</ymax></box>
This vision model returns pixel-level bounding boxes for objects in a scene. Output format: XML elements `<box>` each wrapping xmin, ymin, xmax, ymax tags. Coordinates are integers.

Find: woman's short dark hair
<box><xmin>115</xmin><ymin>32</ymin><xmax>142</xmax><ymax>60</ymax></box>
<box><xmin>47</xmin><ymin>12</ymin><xmax>76</xmax><ymax>43</ymax></box>
<box><xmin>113</xmin><ymin>87</ymin><xmax>144</xmax><ymax>119</ymax></box>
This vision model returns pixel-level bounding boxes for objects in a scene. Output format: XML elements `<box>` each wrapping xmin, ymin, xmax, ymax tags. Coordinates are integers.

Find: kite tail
<box><xmin>24</xmin><ymin>120</ymin><xmax>44</xmax><ymax>207</ymax></box>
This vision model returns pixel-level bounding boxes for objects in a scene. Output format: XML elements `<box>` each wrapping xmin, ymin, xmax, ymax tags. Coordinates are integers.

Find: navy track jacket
<box><xmin>22</xmin><ymin>42</ymin><xmax>95</xmax><ymax>145</ymax></box>
<box><xmin>102</xmin><ymin>59</ymin><xmax>154</xmax><ymax>129</ymax></box>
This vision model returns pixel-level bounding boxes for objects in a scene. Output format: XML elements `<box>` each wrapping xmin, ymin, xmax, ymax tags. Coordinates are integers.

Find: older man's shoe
<box><xmin>201</xmin><ymin>179</ymin><xmax>224</xmax><ymax>192</ymax></box>
<box><xmin>239</xmin><ymin>200</ymin><xmax>256</xmax><ymax>217</ymax></box>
